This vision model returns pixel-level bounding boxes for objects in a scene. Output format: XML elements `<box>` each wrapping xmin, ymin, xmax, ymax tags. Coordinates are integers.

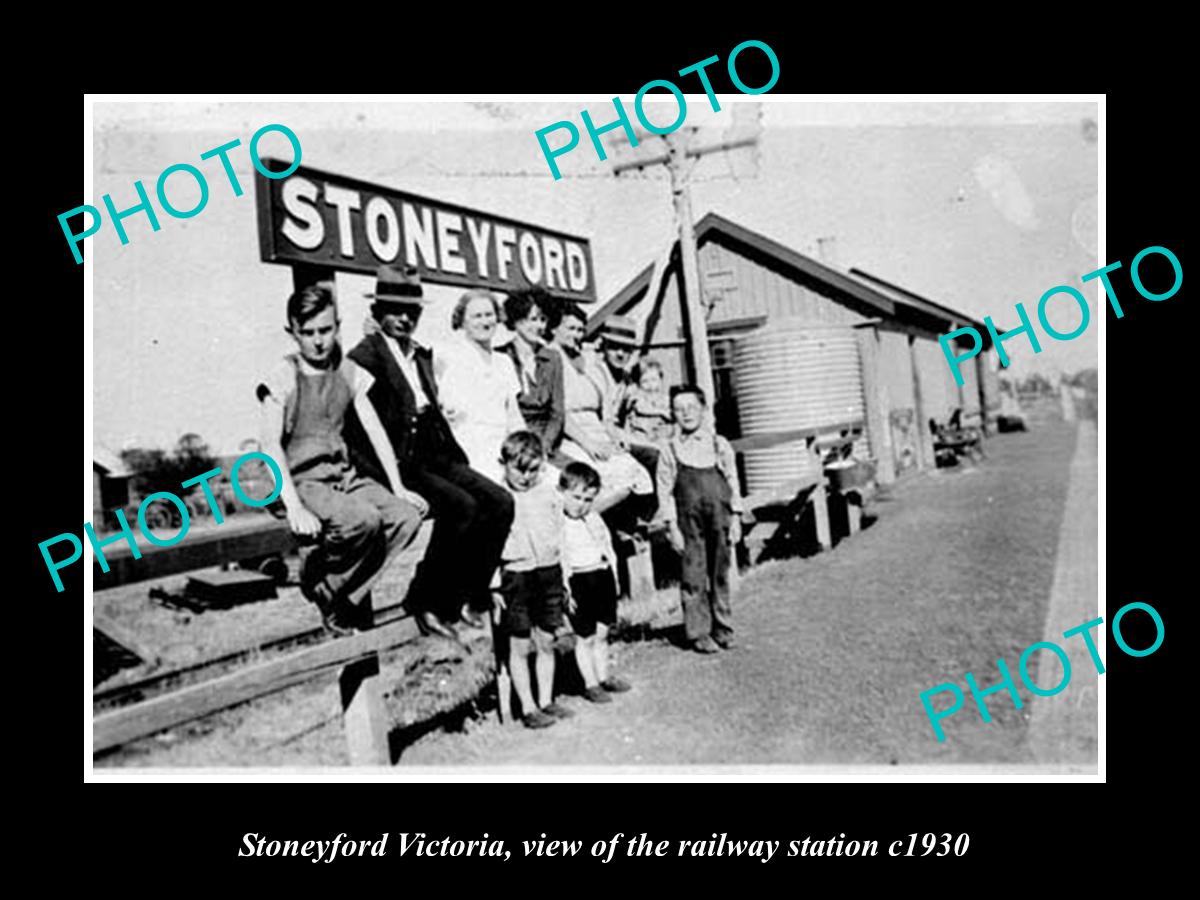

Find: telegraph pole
<box><xmin>613</xmin><ymin>127</ymin><xmax>757</xmax><ymax>406</ymax></box>
<box><xmin>666</xmin><ymin>133</ymin><xmax>715</xmax><ymax>401</ymax></box>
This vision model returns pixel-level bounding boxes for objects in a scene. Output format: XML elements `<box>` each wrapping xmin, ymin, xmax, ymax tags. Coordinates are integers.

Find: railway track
<box><xmin>93</xmin><ymin>601</ymin><xmax>411</xmax><ymax>714</ymax></box>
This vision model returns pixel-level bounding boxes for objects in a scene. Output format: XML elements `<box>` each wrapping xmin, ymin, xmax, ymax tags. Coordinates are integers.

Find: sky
<box><xmin>90</xmin><ymin>99</ymin><xmax>1099</xmax><ymax>455</ymax></box>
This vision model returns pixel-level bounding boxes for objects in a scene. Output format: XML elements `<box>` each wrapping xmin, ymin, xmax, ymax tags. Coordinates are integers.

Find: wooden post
<box><xmin>974</xmin><ymin>354</ymin><xmax>989</xmax><ymax>435</ymax></box>
<box><xmin>909</xmin><ymin>335</ymin><xmax>935</xmax><ymax>470</ymax></box>
<box><xmin>612</xmin><ymin>131</ymin><xmax>755</xmax><ymax>400</ymax></box>
<box><xmin>488</xmin><ymin>612</ymin><xmax>512</xmax><ymax>725</ymax></box>
<box><xmin>337</xmin><ymin>592</ymin><xmax>389</xmax><ymax>766</ymax></box>
<box><xmin>666</xmin><ymin>134</ymin><xmax>716</xmax><ymax>404</ymax></box>
<box><xmin>846</xmin><ymin>492</ymin><xmax>863</xmax><ymax>535</ymax></box>
<box><xmin>339</xmin><ymin>654</ymin><xmax>388</xmax><ymax>766</ymax></box>
<box><xmin>855</xmin><ymin>324</ymin><xmax>895</xmax><ymax>486</ymax></box>
<box><xmin>624</xmin><ymin>536</ymin><xmax>656</xmax><ymax>604</ymax></box>
<box><xmin>808</xmin><ymin>437</ymin><xmax>832</xmax><ymax>551</ymax></box>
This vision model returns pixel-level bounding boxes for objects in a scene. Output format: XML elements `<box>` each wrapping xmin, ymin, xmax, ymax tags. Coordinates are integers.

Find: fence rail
<box><xmin>93</xmin><ymin>418</ymin><xmax>873</xmax><ymax>761</ymax></box>
<box><xmin>93</xmin><ymin>614</ymin><xmax>421</xmax><ymax>757</ymax></box>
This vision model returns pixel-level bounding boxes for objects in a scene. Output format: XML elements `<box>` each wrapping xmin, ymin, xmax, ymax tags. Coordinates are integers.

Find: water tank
<box><xmin>734</xmin><ymin>321</ymin><xmax>866</xmax><ymax>495</ymax></box>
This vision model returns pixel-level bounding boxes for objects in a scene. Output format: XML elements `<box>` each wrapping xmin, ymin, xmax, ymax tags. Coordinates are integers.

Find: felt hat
<box><xmin>364</xmin><ymin>264</ymin><xmax>428</xmax><ymax>304</ymax></box>
<box><xmin>600</xmin><ymin>315</ymin><xmax>639</xmax><ymax>348</ymax></box>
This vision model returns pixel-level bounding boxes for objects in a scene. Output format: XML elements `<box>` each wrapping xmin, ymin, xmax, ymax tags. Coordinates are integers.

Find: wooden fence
<box><xmin>93</xmin><ymin>420</ymin><xmax>873</xmax><ymax>763</ymax></box>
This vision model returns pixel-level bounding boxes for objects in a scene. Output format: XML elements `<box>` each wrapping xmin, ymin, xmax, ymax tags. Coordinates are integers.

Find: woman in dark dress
<box><xmin>500</xmin><ymin>287</ymin><xmax>565</xmax><ymax>457</ymax></box>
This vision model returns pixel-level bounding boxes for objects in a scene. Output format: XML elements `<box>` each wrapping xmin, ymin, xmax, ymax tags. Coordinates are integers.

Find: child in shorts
<box><xmin>561</xmin><ymin>462</ymin><xmax>632</xmax><ymax>702</ymax></box>
<box><xmin>495</xmin><ymin>431</ymin><xmax>575</xmax><ymax>729</ymax></box>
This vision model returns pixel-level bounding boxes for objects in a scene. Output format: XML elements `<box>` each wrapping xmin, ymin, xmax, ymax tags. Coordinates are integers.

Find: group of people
<box><xmin>255</xmin><ymin>264</ymin><xmax>743</xmax><ymax>729</ymax></box>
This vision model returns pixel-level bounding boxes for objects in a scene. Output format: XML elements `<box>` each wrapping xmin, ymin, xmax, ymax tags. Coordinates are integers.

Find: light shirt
<box><xmin>383</xmin><ymin>334</ymin><xmax>430</xmax><ymax>411</ymax></box>
<box><xmin>436</xmin><ymin>332</ymin><xmax>526</xmax><ymax>484</ymax></box>
<box><xmin>563</xmin><ymin>512</ymin><xmax>618</xmax><ymax>579</ymax></box>
<box><xmin>656</xmin><ymin>426</ymin><xmax>744</xmax><ymax>525</ymax></box>
<box><xmin>501</xmin><ymin>469</ymin><xmax>564</xmax><ymax>572</ymax></box>
<box><xmin>258</xmin><ymin>352</ymin><xmax>372</xmax><ymax>406</ymax></box>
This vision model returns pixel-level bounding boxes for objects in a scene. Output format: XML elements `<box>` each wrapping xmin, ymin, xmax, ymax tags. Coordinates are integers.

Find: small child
<box><xmin>657</xmin><ymin>385</ymin><xmax>744</xmax><ymax>654</ymax></box>
<box><xmin>560</xmin><ymin>462</ymin><xmax>632</xmax><ymax>702</ymax></box>
<box><xmin>495</xmin><ymin>430</ymin><xmax>575</xmax><ymax>729</ymax></box>
<box><xmin>622</xmin><ymin>358</ymin><xmax>673</xmax><ymax>444</ymax></box>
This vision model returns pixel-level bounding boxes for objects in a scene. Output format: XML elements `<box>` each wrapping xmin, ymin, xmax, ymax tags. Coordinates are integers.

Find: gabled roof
<box><xmin>589</xmin><ymin>212</ymin><xmax>898</xmax><ymax>335</ymax></box>
<box><xmin>94</xmin><ymin>445</ymin><xmax>131</xmax><ymax>478</ymax></box>
<box><xmin>849</xmin><ymin>268</ymin><xmax>988</xmax><ymax>331</ymax></box>
<box><xmin>590</xmin><ymin>213</ymin><xmax>984</xmax><ymax>341</ymax></box>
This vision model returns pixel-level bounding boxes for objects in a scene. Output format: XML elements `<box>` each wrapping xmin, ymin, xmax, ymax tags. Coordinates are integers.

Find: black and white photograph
<box><xmin>84</xmin><ymin>96</ymin><xmax>1100</xmax><ymax>775</ymax></box>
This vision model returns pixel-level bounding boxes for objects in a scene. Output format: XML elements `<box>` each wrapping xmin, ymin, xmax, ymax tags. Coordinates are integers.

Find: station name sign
<box><xmin>255</xmin><ymin>161</ymin><xmax>596</xmax><ymax>301</ymax></box>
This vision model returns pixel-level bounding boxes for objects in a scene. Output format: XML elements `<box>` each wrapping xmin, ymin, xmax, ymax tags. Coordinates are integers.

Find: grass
<box><xmin>95</xmin><ymin>421</ymin><xmax>1085</xmax><ymax>767</ymax></box>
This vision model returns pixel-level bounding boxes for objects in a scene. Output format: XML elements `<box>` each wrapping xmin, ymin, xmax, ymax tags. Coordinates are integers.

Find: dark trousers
<box><xmin>628</xmin><ymin>442</ymin><xmax>660</xmax><ymax>520</ymax></box>
<box><xmin>295</xmin><ymin>469</ymin><xmax>424</xmax><ymax>610</ymax></box>
<box><xmin>675</xmin><ymin>464</ymin><xmax>733</xmax><ymax>642</ymax></box>
<box><xmin>402</xmin><ymin>457</ymin><xmax>514</xmax><ymax>621</ymax></box>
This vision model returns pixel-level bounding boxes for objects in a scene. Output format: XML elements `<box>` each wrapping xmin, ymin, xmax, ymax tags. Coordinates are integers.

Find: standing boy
<box><xmin>256</xmin><ymin>284</ymin><xmax>426</xmax><ymax>636</ymax></box>
<box><xmin>657</xmin><ymin>385</ymin><xmax>744</xmax><ymax>654</ymax></box>
<box><xmin>561</xmin><ymin>462</ymin><xmax>632</xmax><ymax>702</ymax></box>
<box><xmin>495</xmin><ymin>431</ymin><xmax>574</xmax><ymax>729</ymax></box>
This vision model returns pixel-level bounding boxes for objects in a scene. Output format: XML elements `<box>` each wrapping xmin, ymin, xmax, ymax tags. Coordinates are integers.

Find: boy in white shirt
<box><xmin>495</xmin><ymin>431</ymin><xmax>575</xmax><ymax>729</ymax></box>
<box><xmin>560</xmin><ymin>462</ymin><xmax>632</xmax><ymax>701</ymax></box>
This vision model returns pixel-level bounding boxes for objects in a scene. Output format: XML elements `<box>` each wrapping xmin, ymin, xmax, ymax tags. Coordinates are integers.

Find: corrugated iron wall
<box><xmin>734</xmin><ymin>321</ymin><xmax>866</xmax><ymax>495</ymax></box>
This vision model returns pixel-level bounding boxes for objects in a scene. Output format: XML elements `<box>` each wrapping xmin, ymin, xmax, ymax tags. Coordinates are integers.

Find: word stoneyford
<box><xmin>939</xmin><ymin>245</ymin><xmax>1182</xmax><ymax>385</ymax></box>
<box><xmin>534</xmin><ymin>39</ymin><xmax>781</xmax><ymax>180</ymax></box>
<box><xmin>58</xmin><ymin>124</ymin><xmax>302</xmax><ymax>264</ymax></box>
<box><xmin>40</xmin><ymin>451</ymin><xmax>283</xmax><ymax>592</ymax></box>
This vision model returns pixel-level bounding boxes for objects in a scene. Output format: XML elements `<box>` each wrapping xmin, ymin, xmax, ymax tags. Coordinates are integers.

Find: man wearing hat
<box><xmin>591</xmin><ymin>315</ymin><xmax>662</xmax><ymax>523</ymax></box>
<box><xmin>595</xmin><ymin>315</ymin><xmax>640</xmax><ymax>428</ymax></box>
<box><xmin>347</xmin><ymin>265</ymin><xmax>515</xmax><ymax>639</ymax></box>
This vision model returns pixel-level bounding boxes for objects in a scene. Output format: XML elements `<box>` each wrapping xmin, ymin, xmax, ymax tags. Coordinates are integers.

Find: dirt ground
<box><xmin>399</xmin><ymin>421</ymin><xmax>1084</xmax><ymax>767</ymax></box>
<box><xmin>96</xmin><ymin>421</ymin><xmax>1093</xmax><ymax>768</ymax></box>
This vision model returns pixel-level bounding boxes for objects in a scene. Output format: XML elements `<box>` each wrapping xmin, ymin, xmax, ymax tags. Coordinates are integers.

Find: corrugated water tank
<box><xmin>734</xmin><ymin>320</ymin><xmax>867</xmax><ymax>495</ymax></box>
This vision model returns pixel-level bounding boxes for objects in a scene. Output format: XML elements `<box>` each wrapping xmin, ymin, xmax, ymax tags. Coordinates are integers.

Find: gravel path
<box><xmin>400</xmin><ymin>423</ymin><xmax>1082</xmax><ymax>767</ymax></box>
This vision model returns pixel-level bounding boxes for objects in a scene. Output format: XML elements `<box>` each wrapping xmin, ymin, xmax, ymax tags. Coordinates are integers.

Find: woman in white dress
<box><xmin>436</xmin><ymin>290</ymin><xmax>527</xmax><ymax>485</ymax></box>
<box><xmin>547</xmin><ymin>302</ymin><xmax>653</xmax><ymax>513</ymax></box>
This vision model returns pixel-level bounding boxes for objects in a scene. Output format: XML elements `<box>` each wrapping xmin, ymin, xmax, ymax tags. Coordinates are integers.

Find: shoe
<box><xmin>459</xmin><ymin>608</ymin><xmax>487</xmax><ymax>630</ymax></box>
<box><xmin>584</xmin><ymin>686</ymin><xmax>614</xmax><ymax>704</ymax></box>
<box><xmin>414</xmin><ymin>611</ymin><xmax>458</xmax><ymax>640</ymax></box>
<box><xmin>713</xmin><ymin>634</ymin><xmax>736</xmax><ymax>650</ymax></box>
<box><xmin>542</xmin><ymin>701</ymin><xmax>575</xmax><ymax>719</ymax></box>
<box><xmin>321</xmin><ymin>601</ymin><xmax>361</xmax><ymax>638</ymax></box>
<box><xmin>600</xmin><ymin>676</ymin><xmax>632</xmax><ymax>693</ymax></box>
<box><xmin>522</xmin><ymin>709</ymin><xmax>557</xmax><ymax>729</ymax></box>
<box><xmin>301</xmin><ymin>571</ymin><xmax>335</xmax><ymax>610</ymax></box>
<box><xmin>692</xmin><ymin>636</ymin><xmax>720</xmax><ymax>654</ymax></box>
<box><xmin>349</xmin><ymin>599</ymin><xmax>375</xmax><ymax>631</ymax></box>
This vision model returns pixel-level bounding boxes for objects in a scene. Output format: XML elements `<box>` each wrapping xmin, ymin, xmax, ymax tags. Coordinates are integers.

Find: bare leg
<box><xmin>508</xmin><ymin>637</ymin><xmax>535</xmax><ymax>716</ymax></box>
<box><xmin>574</xmin><ymin>634</ymin><xmax>599</xmax><ymax>689</ymax></box>
<box><xmin>593</xmin><ymin>623</ymin><xmax>611</xmax><ymax>683</ymax></box>
<box><xmin>533</xmin><ymin>628</ymin><xmax>556</xmax><ymax>709</ymax></box>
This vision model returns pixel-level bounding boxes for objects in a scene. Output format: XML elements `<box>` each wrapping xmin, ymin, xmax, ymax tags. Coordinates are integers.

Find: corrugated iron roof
<box><xmin>849</xmin><ymin>268</ymin><xmax>988</xmax><ymax>331</ymax></box>
<box><xmin>589</xmin><ymin>213</ymin><xmax>983</xmax><ymax>340</ymax></box>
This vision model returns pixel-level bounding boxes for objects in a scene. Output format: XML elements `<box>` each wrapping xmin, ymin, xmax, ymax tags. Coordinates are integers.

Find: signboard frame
<box><xmin>254</xmin><ymin>160</ymin><xmax>597</xmax><ymax>302</ymax></box>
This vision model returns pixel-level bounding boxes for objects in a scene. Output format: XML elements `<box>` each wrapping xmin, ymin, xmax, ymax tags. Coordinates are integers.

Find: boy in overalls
<box><xmin>255</xmin><ymin>284</ymin><xmax>426</xmax><ymax>635</ymax></box>
<box><xmin>657</xmin><ymin>385</ymin><xmax>744</xmax><ymax>654</ymax></box>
